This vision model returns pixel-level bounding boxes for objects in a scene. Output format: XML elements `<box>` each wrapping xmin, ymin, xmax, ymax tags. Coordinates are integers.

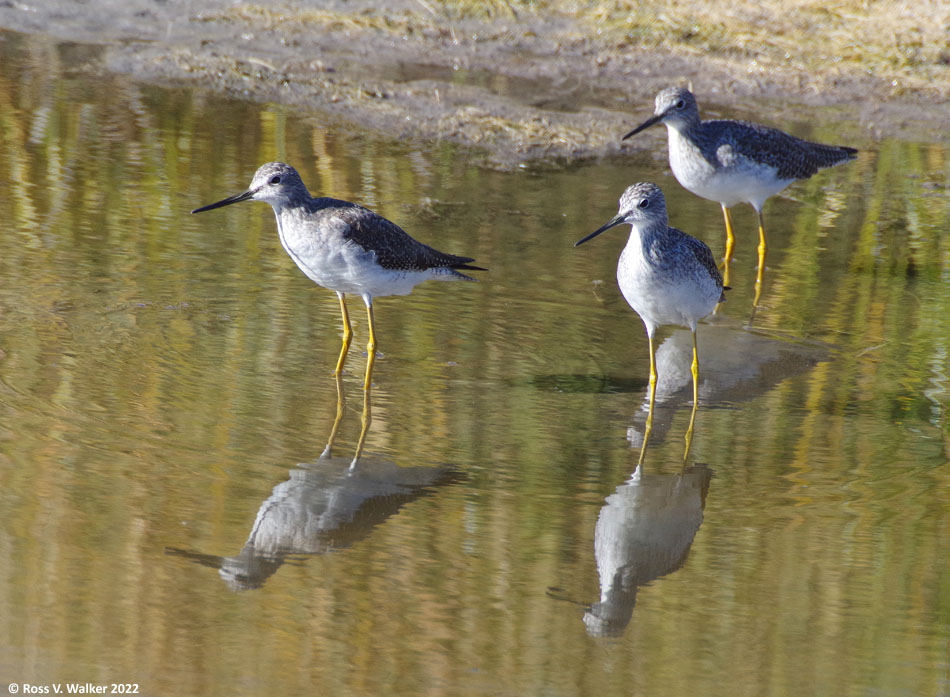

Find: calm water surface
<box><xmin>1</xmin><ymin>31</ymin><xmax>949</xmax><ymax>697</ymax></box>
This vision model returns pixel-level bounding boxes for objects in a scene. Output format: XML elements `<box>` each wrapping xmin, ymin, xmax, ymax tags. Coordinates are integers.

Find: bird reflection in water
<box><xmin>584</xmin><ymin>462</ymin><xmax>712</xmax><ymax>638</ymax></box>
<box><xmin>323</xmin><ymin>372</ymin><xmax>371</xmax><ymax>469</ymax></box>
<box><xmin>167</xmin><ymin>455</ymin><xmax>457</xmax><ymax>591</ymax></box>
<box><xmin>166</xmin><ymin>389</ymin><xmax>458</xmax><ymax>590</ymax></box>
<box><xmin>628</xmin><ymin>322</ymin><xmax>829</xmax><ymax>462</ymax></box>
<box><xmin>565</xmin><ymin>326</ymin><xmax>828</xmax><ymax>635</ymax></box>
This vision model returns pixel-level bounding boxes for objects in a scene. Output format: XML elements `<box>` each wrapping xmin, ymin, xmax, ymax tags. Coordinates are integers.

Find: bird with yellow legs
<box><xmin>576</xmin><ymin>182</ymin><xmax>726</xmax><ymax>462</ymax></box>
<box><xmin>194</xmin><ymin>162</ymin><xmax>484</xmax><ymax>467</ymax></box>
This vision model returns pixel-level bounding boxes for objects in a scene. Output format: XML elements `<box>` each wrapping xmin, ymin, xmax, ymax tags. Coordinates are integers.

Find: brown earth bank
<box><xmin>2</xmin><ymin>0</ymin><xmax>948</xmax><ymax>167</ymax></box>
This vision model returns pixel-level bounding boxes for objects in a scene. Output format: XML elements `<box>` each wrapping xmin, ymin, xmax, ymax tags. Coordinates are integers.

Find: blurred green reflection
<box><xmin>0</xmin><ymin>29</ymin><xmax>948</xmax><ymax>697</ymax></box>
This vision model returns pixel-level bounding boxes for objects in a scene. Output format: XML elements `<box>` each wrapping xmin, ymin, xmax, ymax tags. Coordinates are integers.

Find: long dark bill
<box><xmin>574</xmin><ymin>214</ymin><xmax>627</xmax><ymax>247</ymax></box>
<box><xmin>191</xmin><ymin>189</ymin><xmax>255</xmax><ymax>214</ymax></box>
<box><xmin>622</xmin><ymin>113</ymin><xmax>663</xmax><ymax>141</ymax></box>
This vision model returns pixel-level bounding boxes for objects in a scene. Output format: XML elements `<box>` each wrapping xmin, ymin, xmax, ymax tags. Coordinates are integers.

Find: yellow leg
<box><xmin>363</xmin><ymin>302</ymin><xmax>378</xmax><ymax>392</ymax></box>
<box><xmin>683</xmin><ymin>330</ymin><xmax>699</xmax><ymax>461</ymax></box>
<box><xmin>721</xmin><ymin>203</ymin><xmax>736</xmax><ymax>264</ymax></box>
<box><xmin>716</xmin><ymin>205</ymin><xmax>734</xmax><ymax>310</ymax></box>
<box><xmin>333</xmin><ymin>292</ymin><xmax>353</xmax><ymax>376</ymax></box>
<box><xmin>321</xmin><ymin>372</ymin><xmax>346</xmax><ymax>459</ymax></box>
<box><xmin>638</xmin><ymin>333</ymin><xmax>658</xmax><ymax>466</ymax></box>
<box><xmin>753</xmin><ymin>209</ymin><xmax>767</xmax><ymax>309</ymax></box>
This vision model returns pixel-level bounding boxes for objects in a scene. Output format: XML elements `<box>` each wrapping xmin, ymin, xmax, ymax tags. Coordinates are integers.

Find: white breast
<box><xmin>274</xmin><ymin>209</ymin><xmax>447</xmax><ymax>300</ymax></box>
<box><xmin>617</xmin><ymin>237</ymin><xmax>718</xmax><ymax>335</ymax></box>
<box><xmin>667</xmin><ymin>128</ymin><xmax>793</xmax><ymax>209</ymax></box>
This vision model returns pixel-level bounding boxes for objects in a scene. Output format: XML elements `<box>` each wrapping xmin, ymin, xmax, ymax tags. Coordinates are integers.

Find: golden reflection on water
<box><xmin>1</xmin><ymin>30</ymin><xmax>949</xmax><ymax>697</ymax></box>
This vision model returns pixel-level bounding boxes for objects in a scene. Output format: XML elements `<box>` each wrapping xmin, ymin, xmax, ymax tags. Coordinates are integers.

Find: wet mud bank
<box><xmin>2</xmin><ymin>0</ymin><xmax>947</xmax><ymax>166</ymax></box>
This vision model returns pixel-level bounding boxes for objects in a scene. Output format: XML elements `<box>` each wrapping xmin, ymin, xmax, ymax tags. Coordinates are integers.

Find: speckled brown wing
<box><xmin>671</xmin><ymin>226</ymin><xmax>728</xmax><ymax>302</ymax></box>
<box><xmin>326</xmin><ymin>201</ymin><xmax>485</xmax><ymax>273</ymax></box>
<box><xmin>705</xmin><ymin>119</ymin><xmax>857</xmax><ymax>180</ymax></box>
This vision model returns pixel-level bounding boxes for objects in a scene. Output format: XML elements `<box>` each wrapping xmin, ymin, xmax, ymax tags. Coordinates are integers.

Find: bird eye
<box><xmin>269</xmin><ymin>175</ymin><xmax>281</xmax><ymax>185</ymax></box>
<box><xmin>675</xmin><ymin>99</ymin><xmax>685</xmax><ymax>109</ymax></box>
<box><xmin>638</xmin><ymin>198</ymin><xmax>650</xmax><ymax>209</ymax></box>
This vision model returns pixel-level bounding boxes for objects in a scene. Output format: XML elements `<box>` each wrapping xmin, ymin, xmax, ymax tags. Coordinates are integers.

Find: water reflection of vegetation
<box><xmin>1</xmin><ymin>30</ymin><xmax>949</xmax><ymax>697</ymax></box>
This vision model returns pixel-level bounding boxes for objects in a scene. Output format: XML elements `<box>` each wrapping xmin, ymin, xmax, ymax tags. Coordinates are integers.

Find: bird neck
<box><xmin>665</xmin><ymin>116</ymin><xmax>700</xmax><ymax>141</ymax></box>
<box><xmin>271</xmin><ymin>196</ymin><xmax>310</xmax><ymax>217</ymax></box>
<box><xmin>625</xmin><ymin>222</ymin><xmax>672</xmax><ymax>262</ymax></box>
<box><xmin>625</xmin><ymin>223</ymin><xmax>650</xmax><ymax>253</ymax></box>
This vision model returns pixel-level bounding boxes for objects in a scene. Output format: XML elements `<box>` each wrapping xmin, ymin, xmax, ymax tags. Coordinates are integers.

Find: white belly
<box><xmin>275</xmin><ymin>211</ymin><xmax>445</xmax><ymax>299</ymax></box>
<box><xmin>668</xmin><ymin>128</ymin><xmax>793</xmax><ymax>209</ymax></box>
<box><xmin>617</xmin><ymin>244</ymin><xmax>719</xmax><ymax>335</ymax></box>
<box><xmin>679</xmin><ymin>166</ymin><xmax>793</xmax><ymax>210</ymax></box>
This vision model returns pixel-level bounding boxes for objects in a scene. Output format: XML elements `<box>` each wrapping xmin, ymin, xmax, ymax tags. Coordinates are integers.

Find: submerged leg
<box><xmin>334</xmin><ymin>292</ymin><xmax>353</xmax><ymax>376</ymax></box>
<box><xmin>638</xmin><ymin>332</ymin><xmax>658</xmax><ymax>466</ymax></box>
<box><xmin>753</xmin><ymin>208</ymin><xmax>767</xmax><ymax>309</ymax></box>
<box><xmin>362</xmin><ymin>298</ymin><xmax>378</xmax><ymax>391</ymax></box>
<box><xmin>350</xmin><ymin>383</ymin><xmax>371</xmax><ymax>471</ymax></box>
<box><xmin>321</xmin><ymin>372</ymin><xmax>346</xmax><ymax>459</ymax></box>
<box><xmin>349</xmin><ymin>297</ymin><xmax>378</xmax><ymax>469</ymax></box>
<box><xmin>683</xmin><ymin>329</ymin><xmax>700</xmax><ymax>461</ymax></box>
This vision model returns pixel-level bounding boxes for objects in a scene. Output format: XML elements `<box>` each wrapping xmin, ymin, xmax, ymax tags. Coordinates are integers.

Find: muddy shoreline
<box><xmin>2</xmin><ymin>0</ymin><xmax>947</xmax><ymax>167</ymax></box>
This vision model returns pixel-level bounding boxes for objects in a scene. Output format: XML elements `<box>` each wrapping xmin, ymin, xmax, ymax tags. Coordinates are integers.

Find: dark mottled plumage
<box><xmin>650</xmin><ymin>226</ymin><xmax>727</xmax><ymax>305</ymax></box>
<box><xmin>693</xmin><ymin>118</ymin><xmax>857</xmax><ymax>181</ymax></box>
<box><xmin>312</xmin><ymin>199</ymin><xmax>483</xmax><ymax>275</ymax></box>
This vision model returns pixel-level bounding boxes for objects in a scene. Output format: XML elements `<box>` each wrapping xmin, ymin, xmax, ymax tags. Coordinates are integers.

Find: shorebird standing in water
<box><xmin>623</xmin><ymin>87</ymin><xmax>856</xmax><ymax>306</ymax></box>
<box><xmin>575</xmin><ymin>182</ymin><xmax>726</xmax><ymax>462</ymax></box>
<box><xmin>193</xmin><ymin>161</ymin><xmax>484</xmax><ymax>464</ymax></box>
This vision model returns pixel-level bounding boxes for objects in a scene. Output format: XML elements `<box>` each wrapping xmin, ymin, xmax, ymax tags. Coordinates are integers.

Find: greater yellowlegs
<box><xmin>575</xmin><ymin>182</ymin><xmax>726</xmax><ymax>460</ymax></box>
<box><xmin>193</xmin><ymin>162</ymin><xmax>484</xmax><ymax>394</ymax></box>
<box><xmin>623</xmin><ymin>87</ymin><xmax>857</xmax><ymax>302</ymax></box>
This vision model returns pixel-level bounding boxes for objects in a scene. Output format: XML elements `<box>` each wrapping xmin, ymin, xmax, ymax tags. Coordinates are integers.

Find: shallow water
<box><xmin>1</xmin><ymin>30</ymin><xmax>949</xmax><ymax>697</ymax></box>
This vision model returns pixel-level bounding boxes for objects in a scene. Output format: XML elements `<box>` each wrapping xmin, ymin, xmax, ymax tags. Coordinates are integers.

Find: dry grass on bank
<box><xmin>204</xmin><ymin>0</ymin><xmax>950</xmax><ymax>97</ymax></box>
<box><xmin>571</xmin><ymin>0</ymin><xmax>950</xmax><ymax>95</ymax></box>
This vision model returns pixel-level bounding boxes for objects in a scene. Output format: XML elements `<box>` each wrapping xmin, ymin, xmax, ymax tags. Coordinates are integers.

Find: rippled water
<box><xmin>1</xmin><ymin>30</ymin><xmax>948</xmax><ymax>697</ymax></box>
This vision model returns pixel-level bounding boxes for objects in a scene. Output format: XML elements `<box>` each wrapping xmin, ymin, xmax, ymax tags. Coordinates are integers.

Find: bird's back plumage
<box><xmin>670</xmin><ymin>227</ymin><xmax>728</xmax><ymax>304</ymax></box>
<box><xmin>302</xmin><ymin>198</ymin><xmax>484</xmax><ymax>278</ymax></box>
<box><xmin>699</xmin><ymin>119</ymin><xmax>858</xmax><ymax>181</ymax></box>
